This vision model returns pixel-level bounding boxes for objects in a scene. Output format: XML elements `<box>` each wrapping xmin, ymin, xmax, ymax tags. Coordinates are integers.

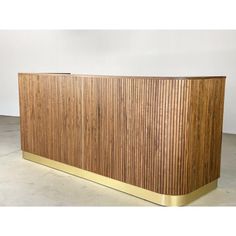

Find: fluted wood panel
<box><xmin>19</xmin><ymin>74</ymin><xmax>83</xmax><ymax>167</ymax></box>
<box><xmin>19</xmin><ymin>73</ymin><xmax>225</xmax><ymax>195</ymax></box>
<box><xmin>185</xmin><ymin>79</ymin><xmax>225</xmax><ymax>194</ymax></box>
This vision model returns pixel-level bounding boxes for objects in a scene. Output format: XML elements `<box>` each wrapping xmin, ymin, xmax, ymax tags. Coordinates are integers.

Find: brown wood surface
<box><xmin>18</xmin><ymin>73</ymin><xmax>226</xmax><ymax>195</ymax></box>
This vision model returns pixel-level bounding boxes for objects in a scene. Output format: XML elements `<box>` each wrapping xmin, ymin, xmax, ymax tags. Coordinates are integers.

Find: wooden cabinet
<box><xmin>18</xmin><ymin>73</ymin><xmax>226</xmax><ymax>206</ymax></box>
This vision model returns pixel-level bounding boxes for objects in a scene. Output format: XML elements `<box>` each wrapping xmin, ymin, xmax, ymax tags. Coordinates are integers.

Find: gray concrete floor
<box><xmin>0</xmin><ymin>115</ymin><xmax>235</xmax><ymax>206</ymax></box>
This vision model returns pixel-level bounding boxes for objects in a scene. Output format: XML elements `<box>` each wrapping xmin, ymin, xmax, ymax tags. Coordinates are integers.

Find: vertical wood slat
<box><xmin>19</xmin><ymin>74</ymin><xmax>226</xmax><ymax>195</ymax></box>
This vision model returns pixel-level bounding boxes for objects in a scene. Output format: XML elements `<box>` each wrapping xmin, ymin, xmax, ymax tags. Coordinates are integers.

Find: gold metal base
<box><xmin>23</xmin><ymin>151</ymin><xmax>217</xmax><ymax>206</ymax></box>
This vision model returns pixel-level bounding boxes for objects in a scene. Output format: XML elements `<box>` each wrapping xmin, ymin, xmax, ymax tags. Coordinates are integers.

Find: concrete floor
<box><xmin>0</xmin><ymin>115</ymin><xmax>235</xmax><ymax>206</ymax></box>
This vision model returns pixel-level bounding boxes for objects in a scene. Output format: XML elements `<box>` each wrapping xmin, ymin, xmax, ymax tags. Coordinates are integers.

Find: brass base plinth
<box><xmin>23</xmin><ymin>151</ymin><xmax>217</xmax><ymax>206</ymax></box>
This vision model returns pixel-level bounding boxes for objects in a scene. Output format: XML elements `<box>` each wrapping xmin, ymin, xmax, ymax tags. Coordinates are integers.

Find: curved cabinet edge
<box><xmin>22</xmin><ymin>151</ymin><xmax>217</xmax><ymax>206</ymax></box>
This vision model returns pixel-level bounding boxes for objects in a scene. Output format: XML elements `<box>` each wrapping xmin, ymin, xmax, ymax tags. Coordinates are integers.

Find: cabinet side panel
<box><xmin>19</xmin><ymin>74</ymin><xmax>83</xmax><ymax>167</ymax></box>
<box><xmin>186</xmin><ymin>79</ymin><xmax>225</xmax><ymax>192</ymax></box>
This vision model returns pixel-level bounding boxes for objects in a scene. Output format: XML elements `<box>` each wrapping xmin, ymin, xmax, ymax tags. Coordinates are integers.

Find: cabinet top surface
<box><xmin>18</xmin><ymin>73</ymin><xmax>226</xmax><ymax>80</ymax></box>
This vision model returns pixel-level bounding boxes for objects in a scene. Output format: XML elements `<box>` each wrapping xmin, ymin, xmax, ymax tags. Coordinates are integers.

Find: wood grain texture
<box><xmin>18</xmin><ymin>73</ymin><xmax>226</xmax><ymax>195</ymax></box>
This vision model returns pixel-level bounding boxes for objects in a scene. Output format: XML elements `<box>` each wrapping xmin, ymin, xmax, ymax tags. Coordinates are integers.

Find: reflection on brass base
<box><xmin>23</xmin><ymin>151</ymin><xmax>217</xmax><ymax>206</ymax></box>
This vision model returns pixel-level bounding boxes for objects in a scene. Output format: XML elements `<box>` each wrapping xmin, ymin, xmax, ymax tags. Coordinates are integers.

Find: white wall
<box><xmin>0</xmin><ymin>30</ymin><xmax>235</xmax><ymax>133</ymax></box>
